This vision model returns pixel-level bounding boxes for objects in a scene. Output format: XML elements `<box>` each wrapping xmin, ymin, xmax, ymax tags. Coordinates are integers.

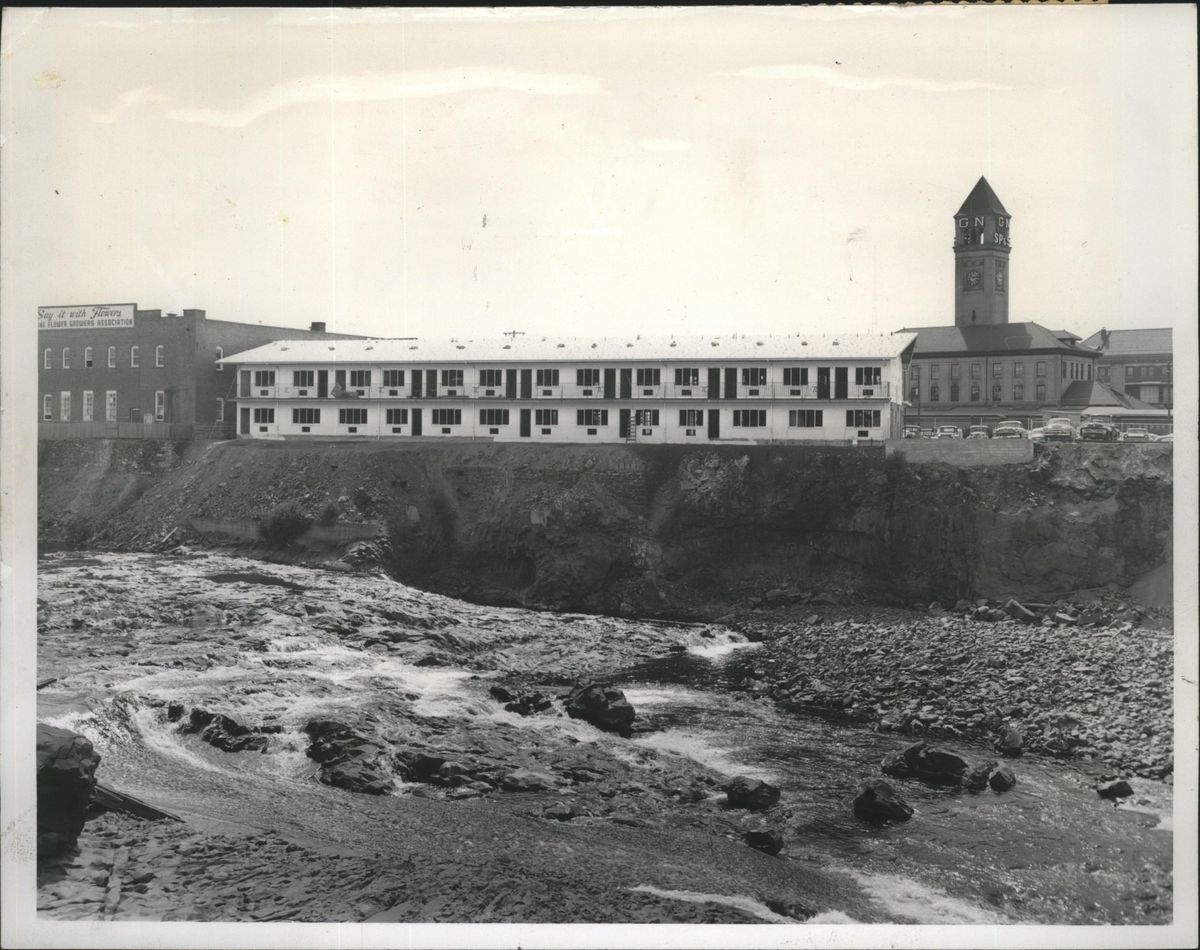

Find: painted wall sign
<box><xmin>38</xmin><ymin>304</ymin><xmax>136</xmax><ymax>330</ymax></box>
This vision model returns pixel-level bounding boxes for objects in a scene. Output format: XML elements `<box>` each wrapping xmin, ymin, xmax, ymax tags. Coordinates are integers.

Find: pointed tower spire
<box><xmin>956</xmin><ymin>176</ymin><xmax>1009</xmax><ymax>217</ymax></box>
<box><xmin>953</xmin><ymin>176</ymin><xmax>1011</xmax><ymax>326</ymax></box>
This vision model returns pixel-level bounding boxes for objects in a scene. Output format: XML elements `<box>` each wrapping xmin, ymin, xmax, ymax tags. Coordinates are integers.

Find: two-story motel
<box><xmin>218</xmin><ymin>332</ymin><xmax>917</xmax><ymax>444</ymax></box>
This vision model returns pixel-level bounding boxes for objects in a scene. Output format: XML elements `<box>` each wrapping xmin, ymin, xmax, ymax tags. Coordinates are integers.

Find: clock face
<box><xmin>966</xmin><ymin>269</ymin><xmax>982</xmax><ymax>288</ymax></box>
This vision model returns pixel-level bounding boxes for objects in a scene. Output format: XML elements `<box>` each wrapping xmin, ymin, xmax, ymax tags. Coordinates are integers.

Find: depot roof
<box><xmin>897</xmin><ymin>322</ymin><xmax>1100</xmax><ymax>358</ymax></box>
<box><xmin>219</xmin><ymin>332</ymin><xmax>919</xmax><ymax>366</ymax></box>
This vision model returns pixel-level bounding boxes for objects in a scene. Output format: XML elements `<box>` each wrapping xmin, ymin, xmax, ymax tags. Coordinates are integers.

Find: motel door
<box><xmin>425</xmin><ymin>369</ymin><xmax>437</xmax><ymax>397</ymax></box>
<box><xmin>239</xmin><ymin>408</ymin><xmax>250</xmax><ymax>436</ymax></box>
<box><xmin>603</xmin><ymin>368</ymin><xmax>616</xmax><ymax>400</ymax></box>
<box><xmin>619</xmin><ymin>408</ymin><xmax>631</xmax><ymax>438</ymax></box>
<box><xmin>317</xmin><ymin>371</ymin><xmax>328</xmax><ymax>398</ymax></box>
<box><xmin>505</xmin><ymin>370</ymin><xmax>518</xmax><ymax>399</ymax></box>
<box><xmin>520</xmin><ymin>369</ymin><xmax>533</xmax><ymax>399</ymax></box>
<box><xmin>239</xmin><ymin>370</ymin><xmax>251</xmax><ymax>398</ymax></box>
<box><xmin>412</xmin><ymin>371</ymin><xmax>422</xmax><ymax>398</ymax></box>
<box><xmin>519</xmin><ymin>408</ymin><xmax>531</xmax><ymax>438</ymax></box>
<box><xmin>411</xmin><ymin>408</ymin><xmax>422</xmax><ymax>436</ymax></box>
<box><xmin>835</xmin><ymin>367</ymin><xmax>849</xmax><ymax>399</ymax></box>
<box><xmin>817</xmin><ymin>368</ymin><xmax>831</xmax><ymax>399</ymax></box>
<box><xmin>707</xmin><ymin>367</ymin><xmax>721</xmax><ymax>399</ymax></box>
<box><xmin>619</xmin><ymin>368</ymin><xmax>632</xmax><ymax>399</ymax></box>
<box><xmin>707</xmin><ymin>408</ymin><xmax>720</xmax><ymax>439</ymax></box>
<box><xmin>724</xmin><ymin>367</ymin><xmax>738</xmax><ymax>399</ymax></box>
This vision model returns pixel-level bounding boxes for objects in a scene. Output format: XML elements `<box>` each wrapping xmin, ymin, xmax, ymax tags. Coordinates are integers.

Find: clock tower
<box><xmin>953</xmin><ymin>176</ymin><xmax>1011</xmax><ymax>326</ymax></box>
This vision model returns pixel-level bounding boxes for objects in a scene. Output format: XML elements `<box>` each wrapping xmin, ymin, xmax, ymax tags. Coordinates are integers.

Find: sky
<box><xmin>1</xmin><ymin>6</ymin><xmax>1197</xmax><ymax>343</ymax></box>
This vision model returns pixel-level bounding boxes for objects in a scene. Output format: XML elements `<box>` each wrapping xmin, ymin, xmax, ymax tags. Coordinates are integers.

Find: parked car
<box><xmin>966</xmin><ymin>425</ymin><xmax>990</xmax><ymax>440</ymax></box>
<box><xmin>1077</xmin><ymin>414</ymin><xmax>1121</xmax><ymax>442</ymax></box>
<box><xmin>1121</xmin><ymin>427</ymin><xmax>1153</xmax><ymax>443</ymax></box>
<box><xmin>1043</xmin><ymin>417</ymin><xmax>1076</xmax><ymax>443</ymax></box>
<box><xmin>993</xmin><ymin>420</ymin><xmax>1028</xmax><ymax>439</ymax></box>
<box><xmin>1156</xmin><ymin>433</ymin><xmax>1175</xmax><ymax>443</ymax></box>
<box><xmin>902</xmin><ymin>425</ymin><xmax>922</xmax><ymax>439</ymax></box>
<box><xmin>920</xmin><ymin>428</ymin><xmax>937</xmax><ymax>440</ymax></box>
<box><xmin>936</xmin><ymin>425</ymin><xmax>963</xmax><ymax>440</ymax></box>
<box><xmin>1028</xmin><ymin>427</ymin><xmax>1046</xmax><ymax>442</ymax></box>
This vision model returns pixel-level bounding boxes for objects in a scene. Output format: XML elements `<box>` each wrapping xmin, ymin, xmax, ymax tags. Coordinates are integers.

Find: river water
<box><xmin>36</xmin><ymin>551</ymin><xmax>1172</xmax><ymax>925</ymax></box>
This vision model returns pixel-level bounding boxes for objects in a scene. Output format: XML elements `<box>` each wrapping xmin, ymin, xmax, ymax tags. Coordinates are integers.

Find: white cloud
<box><xmin>165</xmin><ymin>69</ymin><xmax>604</xmax><ymax>129</ymax></box>
<box><xmin>640</xmin><ymin>139</ymin><xmax>692</xmax><ymax>154</ymax></box>
<box><xmin>89</xmin><ymin>87</ymin><xmax>171</xmax><ymax>124</ymax></box>
<box><xmin>733</xmin><ymin>64</ymin><xmax>1012</xmax><ymax>94</ymax></box>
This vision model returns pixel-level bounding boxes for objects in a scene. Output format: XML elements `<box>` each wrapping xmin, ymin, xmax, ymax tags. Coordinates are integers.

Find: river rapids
<box><xmin>36</xmin><ymin>551</ymin><xmax>1172</xmax><ymax>925</ymax></box>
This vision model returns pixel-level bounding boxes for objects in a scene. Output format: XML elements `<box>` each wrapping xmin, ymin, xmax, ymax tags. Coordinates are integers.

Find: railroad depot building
<box><xmin>1080</xmin><ymin>327</ymin><xmax>1173</xmax><ymax>410</ymax></box>
<box><xmin>37</xmin><ymin>304</ymin><xmax>361</xmax><ymax>438</ymax></box>
<box><xmin>218</xmin><ymin>332</ymin><xmax>916</xmax><ymax>444</ymax></box>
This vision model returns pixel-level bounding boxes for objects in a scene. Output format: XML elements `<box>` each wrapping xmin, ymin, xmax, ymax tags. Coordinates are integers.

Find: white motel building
<box><xmin>219</xmin><ymin>332</ymin><xmax>917</xmax><ymax>444</ymax></box>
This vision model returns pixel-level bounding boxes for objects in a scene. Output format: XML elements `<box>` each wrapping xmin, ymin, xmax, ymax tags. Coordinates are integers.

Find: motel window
<box><xmin>155</xmin><ymin>345</ymin><xmax>165</xmax><ymax>367</ymax></box>
<box><xmin>431</xmin><ymin>408</ymin><xmax>460</xmax><ymax>426</ymax></box>
<box><xmin>253</xmin><ymin>408</ymin><xmax>275</xmax><ymax>424</ymax></box>
<box><xmin>679</xmin><ymin>409</ymin><xmax>704</xmax><ymax>427</ymax></box>
<box><xmin>383</xmin><ymin>369</ymin><xmax>406</xmax><ymax>388</ymax></box>
<box><xmin>635</xmin><ymin>368</ymin><xmax>661</xmax><ymax>388</ymax></box>
<box><xmin>536</xmin><ymin>369</ymin><xmax>559</xmax><ymax>387</ymax></box>
<box><xmin>480</xmin><ymin>409</ymin><xmax>510</xmax><ymax>426</ymax></box>
<box><xmin>929</xmin><ymin>384</ymin><xmax>940</xmax><ymax>402</ymax></box>
<box><xmin>339</xmin><ymin>408</ymin><xmax>368</xmax><ymax>425</ymax></box>
<box><xmin>105</xmin><ymin>391</ymin><xmax>117</xmax><ymax>422</ymax></box>
<box><xmin>855</xmin><ymin>367</ymin><xmax>882</xmax><ymax>386</ymax></box>
<box><xmin>949</xmin><ymin>364</ymin><xmax>960</xmax><ymax>380</ymax></box>
<box><xmin>440</xmin><ymin>369</ymin><xmax>463</xmax><ymax>388</ymax></box>
<box><xmin>254</xmin><ymin>370</ymin><xmax>275</xmax><ymax>387</ymax></box>
<box><xmin>85</xmin><ymin>347</ymin><xmax>94</xmax><ymax>368</ymax></box>
<box><xmin>634</xmin><ymin>409</ymin><xmax>660</xmax><ymax>427</ymax></box>
<box><xmin>992</xmin><ymin>383</ymin><xmax>1002</xmax><ymax>402</ymax></box>
<box><xmin>216</xmin><ymin>398</ymin><xmax>225</xmax><ymax>422</ymax></box>
<box><xmin>82</xmin><ymin>391</ymin><xmax>94</xmax><ymax>422</ymax></box>
<box><xmin>783</xmin><ymin>367</ymin><xmax>808</xmax><ymax>387</ymax></box>
<box><xmin>576</xmin><ymin>368</ymin><xmax>600</xmax><ymax>388</ymax></box>
<box><xmin>845</xmin><ymin>410</ymin><xmax>881</xmax><ymax>428</ymax></box>
<box><xmin>970</xmin><ymin>384</ymin><xmax>981</xmax><ymax>402</ymax></box>
<box><xmin>293</xmin><ymin>408</ymin><xmax>321</xmax><ymax>425</ymax></box>
<box><xmin>154</xmin><ymin>391</ymin><xmax>165</xmax><ymax>421</ymax></box>
<box><xmin>60</xmin><ymin>391</ymin><xmax>71</xmax><ymax>421</ymax></box>
<box><xmin>732</xmin><ymin>409</ymin><xmax>766</xmax><ymax>427</ymax></box>
<box><xmin>62</xmin><ymin>347</ymin><xmax>70</xmax><ymax>369</ymax></box>
<box><xmin>993</xmin><ymin>362</ymin><xmax>1003</xmax><ymax>378</ymax></box>
<box><xmin>1013</xmin><ymin>383</ymin><xmax>1024</xmax><ymax>401</ymax></box>
<box><xmin>294</xmin><ymin>370</ymin><xmax>315</xmax><ymax>388</ymax></box>
<box><xmin>789</xmin><ymin>409</ymin><xmax>823</xmax><ymax>427</ymax></box>
<box><xmin>1013</xmin><ymin>363</ymin><xmax>1024</xmax><ymax>378</ymax></box>
<box><xmin>1036</xmin><ymin>382</ymin><xmax>1046</xmax><ymax>401</ymax></box>
<box><xmin>130</xmin><ymin>346</ymin><xmax>139</xmax><ymax>368</ymax></box>
<box><xmin>576</xmin><ymin>408</ymin><xmax>608</xmax><ymax>426</ymax></box>
<box><xmin>971</xmin><ymin>363</ymin><xmax>981</xmax><ymax>379</ymax></box>
<box><xmin>349</xmin><ymin>370</ymin><xmax>372</xmax><ymax>388</ymax></box>
<box><xmin>215</xmin><ymin>346</ymin><xmax>224</xmax><ymax>370</ymax></box>
<box><xmin>386</xmin><ymin>408</ymin><xmax>408</xmax><ymax>425</ymax></box>
<box><xmin>479</xmin><ymin>369</ymin><xmax>503</xmax><ymax>388</ymax></box>
<box><xmin>740</xmin><ymin>367</ymin><xmax>766</xmax><ymax>387</ymax></box>
<box><xmin>950</xmin><ymin>383</ymin><xmax>960</xmax><ymax>402</ymax></box>
<box><xmin>1037</xmin><ymin>361</ymin><xmax>1047</xmax><ymax>377</ymax></box>
<box><xmin>108</xmin><ymin>346</ymin><xmax>116</xmax><ymax>368</ymax></box>
<box><xmin>535</xmin><ymin>409</ymin><xmax>558</xmax><ymax>426</ymax></box>
<box><xmin>42</xmin><ymin>394</ymin><xmax>52</xmax><ymax>420</ymax></box>
<box><xmin>675</xmin><ymin>367</ymin><xmax>699</xmax><ymax>387</ymax></box>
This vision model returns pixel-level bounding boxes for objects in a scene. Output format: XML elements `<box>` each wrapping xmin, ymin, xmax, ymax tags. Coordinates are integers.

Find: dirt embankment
<box><xmin>37</xmin><ymin>439</ymin><xmax>1174</xmax><ymax>616</ymax></box>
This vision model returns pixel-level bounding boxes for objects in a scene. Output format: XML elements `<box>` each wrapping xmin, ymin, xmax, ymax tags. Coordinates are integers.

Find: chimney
<box><xmin>310</xmin><ymin>321</ymin><xmax>327</xmax><ymax>333</ymax></box>
<box><xmin>1099</xmin><ymin>328</ymin><xmax>1110</xmax><ymax>349</ymax></box>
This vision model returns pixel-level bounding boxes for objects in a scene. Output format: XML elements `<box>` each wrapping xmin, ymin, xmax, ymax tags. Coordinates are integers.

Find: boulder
<box><xmin>565</xmin><ymin>683</ymin><xmax>636</xmax><ymax>738</ymax></box>
<box><xmin>1097</xmin><ymin>779</ymin><xmax>1134</xmax><ymax>800</ymax></box>
<box><xmin>37</xmin><ymin>723</ymin><xmax>101</xmax><ymax>859</ymax></box>
<box><xmin>181</xmin><ymin>708</ymin><xmax>268</xmax><ymax>753</ymax></box>
<box><xmin>962</xmin><ymin>761</ymin><xmax>995</xmax><ymax>791</ymax></box>
<box><xmin>995</xmin><ymin>726</ymin><xmax>1024</xmax><ymax>757</ymax></box>
<box><xmin>1004</xmin><ymin>599</ymin><xmax>1038</xmax><ymax>623</ymax></box>
<box><xmin>725</xmin><ymin>776</ymin><xmax>781</xmax><ymax>810</ymax></box>
<box><xmin>743</xmin><ymin>830</ymin><xmax>784</xmax><ymax>855</ymax></box>
<box><xmin>303</xmin><ymin>719</ymin><xmax>392</xmax><ymax>795</ymax></box>
<box><xmin>542</xmin><ymin>802</ymin><xmax>577</xmax><ymax>821</ymax></box>
<box><xmin>810</xmin><ymin>592</ymin><xmax>839</xmax><ymax>606</ymax></box>
<box><xmin>852</xmin><ymin>780</ymin><xmax>913</xmax><ymax>824</ymax></box>
<box><xmin>881</xmin><ymin>741</ymin><xmax>969</xmax><ymax>787</ymax></box>
<box><xmin>500</xmin><ymin>768</ymin><xmax>556</xmax><ymax>792</ymax></box>
<box><xmin>988</xmin><ymin>765</ymin><xmax>1017</xmax><ymax>792</ymax></box>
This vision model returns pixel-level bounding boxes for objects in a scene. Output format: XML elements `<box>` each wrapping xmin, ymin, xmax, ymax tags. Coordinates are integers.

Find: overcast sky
<box><xmin>2</xmin><ymin>6</ymin><xmax>1197</xmax><ymax>341</ymax></box>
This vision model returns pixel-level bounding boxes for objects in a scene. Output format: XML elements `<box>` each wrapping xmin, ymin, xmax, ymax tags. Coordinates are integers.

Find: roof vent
<box><xmin>591</xmin><ymin>343</ymin><xmax>597</xmax><ymax>348</ymax></box>
<box><xmin>626</xmin><ymin>343</ymin><xmax>633</xmax><ymax>348</ymax></box>
<box><xmin>503</xmin><ymin>344</ymin><xmax>511</xmax><ymax>349</ymax></box>
<box><xmin>756</xmin><ymin>341</ymin><xmax>763</xmax><ymax>346</ymax></box>
<box><xmin>556</xmin><ymin>343</ymin><xmax>565</xmax><ymax>348</ymax></box>
<box><xmin>832</xmin><ymin>340</ymin><xmax>839</xmax><ymax>346</ymax></box>
<box><xmin>328</xmin><ymin>345</ymin><xmax>335</xmax><ymax>351</ymax></box>
<box><xmin>669</xmin><ymin>341</ymin><xmax>677</xmax><ymax>347</ymax></box>
<box><xmin>710</xmin><ymin>341</ymin><xmax>719</xmax><ymax>347</ymax></box>
<box><xmin>801</xmin><ymin>341</ymin><xmax>808</xmax><ymax>346</ymax></box>
<box><xmin>366</xmin><ymin>346</ymin><xmax>374</xmax><ymax>350</ymax></box>
<box><xmin>456</xmin><ymin>344</ymin><xmax>465</xmax><ymax>350</ymax></box>
<box><xmin>409</xmin><ymin>345</ymin><xmax>418</xmax><ymax>350</ymax></box>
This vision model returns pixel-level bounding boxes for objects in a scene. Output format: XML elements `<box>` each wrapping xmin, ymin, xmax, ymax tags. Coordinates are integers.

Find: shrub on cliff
<box><xmin>258</xmin><ymin>503</ymin><xmax>312</xmax><ymax>546</ymax></box>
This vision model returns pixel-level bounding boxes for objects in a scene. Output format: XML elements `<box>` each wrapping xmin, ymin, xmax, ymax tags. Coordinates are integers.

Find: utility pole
<box><xmin>502</xmin><ymin>329</ymin><xmax>525</xmax><ymax>340</ymax></box>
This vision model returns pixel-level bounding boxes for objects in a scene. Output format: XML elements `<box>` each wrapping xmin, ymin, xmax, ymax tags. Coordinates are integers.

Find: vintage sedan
<box><xmin>1077</xmin><ymin>414</ymin><xmax>1121</xmax><ymax>442</ymax></box>
<box><xmin>936</xmin><ymin>425</ymin><xmax>963</xmax><ymax>440</ymax></box>
<box><xmin>966</xmin><ymin>425</ymin><xmax>991</xmax><ymax>440</ymax></box>
<box><xmin>1028</xmin><ymin>426</ymin><xmax>1047</xmax><ymax>442</ymax></box>
<box><xmin>993</xmin><ymin>420</ymin><xmax>1028</xmax><ymax>439</ymax></box>
<box><xmin>1043</xmin><ymin>417</ymin><xmax>1076</xmax><ymax>442</ymax></box>
<box><xmin>902</xmin><ymin>425</ymin><xmax>923</xmax><ymax>440</ymax></box>
<box><xmin>1120</xmin><ymin>427</ymin><xmax>1153</xmax><ymax>443</ymax></box>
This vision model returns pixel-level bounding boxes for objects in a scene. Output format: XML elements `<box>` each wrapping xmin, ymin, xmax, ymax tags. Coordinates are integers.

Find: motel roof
<box><xmin>219</xmin><ymin>332</ymin><xmax>919</xmax><ymax>366</ymax></box>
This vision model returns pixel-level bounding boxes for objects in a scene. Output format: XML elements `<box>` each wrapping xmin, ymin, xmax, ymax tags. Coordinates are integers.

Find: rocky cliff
<box><xmin>36</xmin><ymin>439</ymin><xmax>1173</xmax><ymax>616</ymax></box>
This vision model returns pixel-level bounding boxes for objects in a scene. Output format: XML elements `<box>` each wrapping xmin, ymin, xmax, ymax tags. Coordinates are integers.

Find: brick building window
<box><xmin>154</xmin><ymin>391</ymin><xmax>166</xmax><ymax>421</ymax></box>
<box><xmin>930</xmin><ymin>365</ymin><xmax>940</xmax><ymax>380</ymax></box>
<box><xmin>929</xmin><ymin>384</ymin><xmax>940</xmax><ymax>402</ymax></box>
<box><xmin>62</xmin><ymin>347</ymin><xmax>70</xmax><ymax>369</ymax></box>
<box><xmin>105</xmin><ymin>391</ymin><xmax>117</xmax><ymax>422</ymax></box>
<box><xmin>215</xmin><ymin>347</ymin><xmax>224</xmax><ymax>370</ymax></box>
<box><xmin>155</xmin><ymin>345</ymin><xmax>165</xmax><ymax>367</ymax></box>
<box><xmin>1035</xmin><ymin>382</ymin><xmax>1046</xmax><ymax>401</ymax></box>
<box><xmin>992</xmin><ymin>383</ymin><xmax>1002</xmax><ymax>401</ymax></box>
<box><xmin>1013</xmin><ymin>363</ymin><xmax>1024</xmax><ymax>378</ymax></box>
<box><xmin>970</xmin><ymin>383</ymin><xmax>981</xmax><ymax>402</ymax></box>
<box><xmin>85</xmin><ymin>347</ymin><xmax>94</xmax><ymax>368</ymax></box>
<box><xmin>43</xmin><ymin>348</ymin><xmax>51</xmax><ymax>369</ymax></box>
<box><xmin>108</xmin><ymin>346</ymin><xmax>116</xmax><ymax>368</ymax></box>
<box><xmin>950</xmin><ymin>363</ymin><xmax>960</xmax><ymax>380</ymax></box>
<box><xmin>42</xmin><ymin>394</ymin><xmax>52</xmax><ymax>420</ymax></box>
<box><xmin>1013</xmin><ymin>383</ymin><xmax>1024</xmax><ymax>401</ymax></box>
<box><xmin>971</xmin><ymin>363</ymin><xmax>981</xmax><ymax>379</ymax></box>
<box><xmin>60</xmin><ymin>391</ymin><xmax>71</xmax><ymax>421</ymax></box>
<box><xmin>992</xmin><ymin>362</ymin><xmax>1002</xmax><ymax>378</ymax></box>
<box><xmin>950</xmin><ymin>383</ymin><xmax>960</xmax><ymax>402</ymax></box>
<box><xmin>1036</xmin><ymin>361</ymin><xmax>1047</xmax><ymax>377</ymax></box>
<box><xmin>216</xmin><ymin>398</ymin><xmax>225</xmax><ymax>422</ymax></box>
<box><xmin>82</xmin><ymin>391</ymin><xmax>94</xmax><ymax>422</ymax></box>
<box><xmin>130</xmin><ymin>346</ymin><xmax>140</xmax><ymax>368</ymax></box>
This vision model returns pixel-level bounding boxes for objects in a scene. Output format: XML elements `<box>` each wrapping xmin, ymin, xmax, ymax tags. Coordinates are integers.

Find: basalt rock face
<box><xmin>38</xmin><ymin>440</ymin><xmax>1172</xmax><ymax>614</ymax></box>
<box><xmin>564</xmin><ymin>683</ymin><xmax>636</xmax><ymax>738</ymax></box>
<box><xmin>37</xmin><ymin>723</ymin><xmax>101</xmax><ymax>859</ymax></box>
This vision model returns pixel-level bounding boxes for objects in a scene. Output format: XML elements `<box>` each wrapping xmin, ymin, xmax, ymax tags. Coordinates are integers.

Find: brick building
<box><xmin>1080</xmin><ymin>328</ymin><xmax>1173</xmax><ymax>409</ymax></box>
<box><xmin>37</xmin><ymin>305</ymin><xmax>362</xmax><ymax>438</ymax></box>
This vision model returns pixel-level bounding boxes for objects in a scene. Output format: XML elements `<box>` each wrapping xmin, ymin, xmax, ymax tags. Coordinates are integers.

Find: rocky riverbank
<box><xmin>722</xmin><ymin>599</ymin><xmax>1174</xmax><ymax>781</ymax></box>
